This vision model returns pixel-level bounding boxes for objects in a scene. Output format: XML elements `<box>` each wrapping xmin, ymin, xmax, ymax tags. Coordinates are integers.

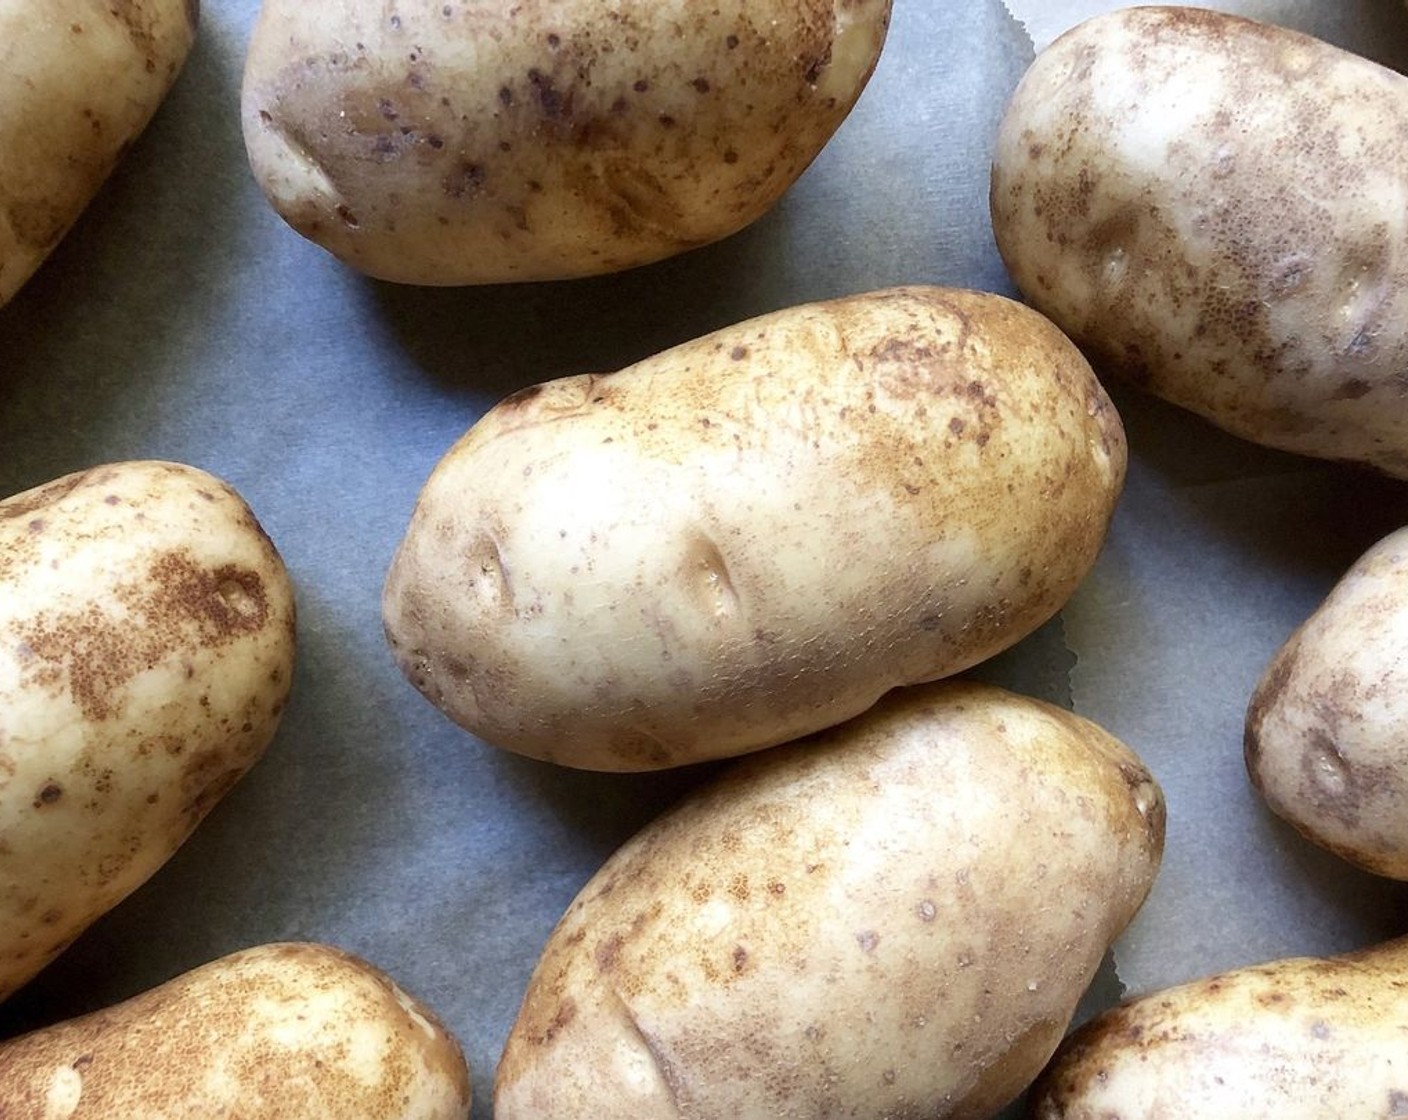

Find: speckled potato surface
<box><xmin>241</xmin><ymin>0</ymin><xmax>890</xmax><ymax>284</ymax></box>
<box><xmin>1031</xmin><ymin>937</ymin><xmax>1408</xmax><ymax>1119</ymax></box>
<box><xmin>0</xmin><ymin>942</ymin><xmax>472</xmax><ymax>1118</ymax></box>
<box><xmin>0</xmin><ymin>0</ymin><xmax>196</xmax><ymax>307</ymax></box>
<box><xmin>0</xmin><ymin>461</ymin><xmax>295</xmax><ymax>1001</ymax></box>
<box><xmin>495</xmin><ymin>681</ymin><xmax>1165</xmax><ymax>1119</ymax></box>
<box><xmin>991</xmin><ymin>6</ymin><xmax>1408</xmax><ymax>477</ymax></box>
<box><xmin>383</xmin><ymin>286</ymin><xmax>1126</xmax><ymax>771</ymax></box>
<box><xmin>1245</xmin><ymin>525</ymin><xmax>1408</xmax><ymax>879</ymax></box>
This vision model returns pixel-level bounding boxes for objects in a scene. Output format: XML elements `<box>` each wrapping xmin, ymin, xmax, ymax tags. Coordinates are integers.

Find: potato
<box><xmin>0</xmin><ymin>942</ymin><xmax>471</xmax><ymax>1117</ymax></box>
<box><xmin>495</xmin><ymin>681</ymin><xmax>1165</xmax><ymax>1119</ymax></box>
<box><xmin>0</xmin><ymin>0</ymin><xmax>196</xmax><ymax>307</ymax></box>
<box><xmin>240</xmin><ymin>0</ymin><xmax>890</xmax><ymax>285</ymax></box>
<box><xmin>990</xmin><ymin>7</ymin><xmax>1408</xmax><ymax>477</ymax></box>
<box><xmin>1030</xmin><ymin>936</ymin><xmax>1408</xmax><ymax>1119</ymax></box>
<box><xmin>0</xmin><ymin>461</ymin><xmax>295</xmax><ymax>1001</ymax></box>
<box><xmin>1245</xmin><ymin>525</ymin><xmax>1408</xmax><ymax>878</ymax></box>
<box><xmin>382</xmin><ymin>286</ymin><xmax>1127</xmax><ymax>771</ymax></box>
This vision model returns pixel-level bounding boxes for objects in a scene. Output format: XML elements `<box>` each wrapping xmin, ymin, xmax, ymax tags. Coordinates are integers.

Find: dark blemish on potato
<box><xmin>804</xmin><ymin>44</ymin><xmax>833</xmax><ymax>86</ymax></box>
<box><xmin>658</xmin><ymin>113</ymin><xmax>676</xmax><ymax>128</ymax></box>
<box><xmin>732</xmin><ymin>945</ymin><xmax>749</xmax><ymax>972</ymax></box>
<box><xmin>442</xmin><ymin>161</ymin><xmax>486</xmax><ymax>199</ymax></box>
<box><xmin>335</xmin><ymin>204</ymin><xmax>359</xmax><ymax>228</ymax></box>
<box><xmin>546</xmin><ymin>32</ymin><xmax>561</xmax><ymax>49</ymax></box>
<box><xmin>595</xmin><ymin>933</ymin><xmax>623</xmax><ymax>972</ymax></box>
<box><xmin>1389</xmin><ymin>1090</ymin><xmax>1408</xmax><ymax>1116</ymax></box>
<box><xmin>692</xmin><ymin>77</ymin><xmax>711</xmax><ymax>94</ymax></box>
<box><xmin>1333</xmin><ymin>378</ymin><xmax>1372</xmax><ymax>401</ymax></box>
<box><xmin>528</xmin><ymin>69</ymin><xmax>569</xmax><ymax>119</ymax></box>
<box><xmin>633</xmin><ymin>79</ymin><xmax>649</xmax><ymax>93</ymax></box>
<box><xmin>730</xmin><ymin>346</ymin><xmax>748</xmax><ymax>361</ymax></box>
<box><xmin>33</xmin><ymin>782</ymin><xmax>62</xmax><ymax>808</ymax></box>
<box><xmin>498</xmin><ymin>85</ymin><xmax>514</xmax><ymax>107</ymax></box>
<box><xmin>856</xmin><ymin>930</ymin><xmax>880</xmax><ymax>953</ymax></box>
<box><xmin>726</xmin><ymin>35</ymin><xmax>739</xmax><ymax>49</ymax></box>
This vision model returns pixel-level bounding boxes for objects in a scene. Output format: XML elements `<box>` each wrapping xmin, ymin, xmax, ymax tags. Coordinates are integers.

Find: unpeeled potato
<box><xmin>0</xmin><ymin>942</ymin><xmax>471</xmax><ymax>1118</ymax></box>
<box><xmin>241</xmin><ymin>0</ymin><xmax>891</xmax><ymax>284</ymax></box>
<box><xmin>0</xmin><ymin>461</ymin><xmax>295</xmax><ymax>1000</ymax></box>
<box><xmin>384</xmin><ymin>286</ymin><xmax>1126</xmax><ymax>771</ymax></box>
<box><xmin>1031</xmin><ymin>937</ymin><xmax>1408</xmax><ymax>1119</ymax></box>
<box><xmin>0</xmin><ymin>0</ymin><xmax>197</xmax><ymax>306</ymax></box>
<box><xmin>496</xmin><ymin>681</ymin><xmax>1165</xmax><ymax>1119</ymax></box>
<box><xmin>1246</xmin><ymin>524</ymin><xmax>1408</xmax><ymax>879</ymax></box>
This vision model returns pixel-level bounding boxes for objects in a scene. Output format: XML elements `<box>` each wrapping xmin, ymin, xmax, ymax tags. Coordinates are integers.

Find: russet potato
<box><xmin>0</xmin><ymin>461</ymin><xmax>295</xmax><ymax>1000</ymax></box>
<box><xmin>1031</xmin><ymin>937</ymin><xmax>1408</xmax><ymax>1119</ymax></box>
<box><xmin>495</xmin><ymin>681</ymin><xmax>1165</xmax><ymax>1119</ymax></box>
<box><xmin>241</xmin><ymin>0</ymin><xmax>891</xmax><ymax>284</ymax></box>
<box><xmin>0</xmin><ymin>0</ymin><xmax>196</xmax><ymax>306</ymax></box>
<box><xmin>1246</xmin><ymin>525</ymin><xmax>1408</xmax><ymax>879</ymax></box>
<box><xmin>0</xmin><ymin>942</ymin><xmax>471</xmax><ymax>1118</ymax></box>
<box><xmin>991</xmin><ymin>7</ymin><xmax>1408</xmax><ymax>476</ymax></box>
<box><xmin>383</xmin><ymin>286</ymin><xmax>1126</xmax><ymax>770</ymax></box>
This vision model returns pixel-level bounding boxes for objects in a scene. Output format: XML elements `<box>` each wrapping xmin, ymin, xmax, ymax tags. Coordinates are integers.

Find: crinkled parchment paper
<box><xmin>0</xmin><ymin>2</ymin><xmax>1406</xmax><ymax>1116</ymax></box>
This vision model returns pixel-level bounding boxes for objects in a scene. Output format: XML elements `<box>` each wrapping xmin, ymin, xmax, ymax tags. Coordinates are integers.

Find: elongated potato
<box><xmin>0</xmin><ymin>461</ymin><xmax>295</xmax><ymax>1000</ymax></box>
<box><xmin>0</xmin><ymin>0</ymin><xmax>197</xmax><ymax>306</ymax></box>
<box><xmin>1031</xmin><ymin>937</ymin><xmax>1408</xmax><ymax>1119</ymax></box>
<box><xmin>241</xmin><ymin>0</ymin><xmax>891</xmax><ymax>284</ymax></box>
<box><xmin>0</xmin><ymin>942</ymin><xmax>471</xmax><ymax>1117</ymax></box>
<box><xmin>496</xmin><ymin>681</ymin><xmax>1165</xmax><ymax>1119</ymax></box>
<box><xmin>383</xmin><ymin>286</ymin><xmax>1126</xmax><ymax>771</ymax></box>
<box><xmin>1245</xmin><ymin>525</ymin><xmax>1408</xmax><ymax>878</ymax></box>
<box><xmin>991</xmin><ymin>7</ymin><xmax>1408</xmax><ymax>477</ymax></box>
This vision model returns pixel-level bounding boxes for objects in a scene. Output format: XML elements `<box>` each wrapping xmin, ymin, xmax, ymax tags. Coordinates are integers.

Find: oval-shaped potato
<box><xmin>1245</xmin><ymin>525</ymin><xmax>1408</xmax><ymax>878</ymax></box>
<box><xmin>0</xmin><ymin>0</ymin><xmax>197</xmax><ymax>307</ymax></box>
<box><xmin>0</xmin><ymin>461</ymin><xmax>295</xmax><ymax>1000</ymax></box>
<box><xmin>495</xmin><ymin>681</ymin><xmax>1165</xmax><ymax>1119</ymax></box>
<box><xmin>990</xmin><ymin>7</ymin><xmax>1408</xmax><ymax>477</ymax></box>
<box><xmin>1030</xmin><ymin>937</ymin><xmax>1408</xmax><ymax>1119</ymax></box>
<box><xmin>0</xmin><ymin>942</ymin><xmax>471</xmax><ymax>1117</ymax></box>
<box><xmin>241</xmin><ymin>0</ymin><xmax>890</xmax><ymax>284</ymax></box>
<box><xmin>382</xmin><ymin>286</ymin><xmax>1127</xmax><ymax>771</ymax></box>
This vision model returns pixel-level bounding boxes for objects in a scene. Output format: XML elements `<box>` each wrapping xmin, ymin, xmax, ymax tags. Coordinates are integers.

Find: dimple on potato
<box><xmin>0</xmin><ymin>461</ymin><xmax>295</xmax><ymax>1001</ymax></box>
<box><xmin>0</xmin><ymin>0</ymin><xmax>196</xmax><ymax>306</ymax></box>
<box><xmin>382</xmin><ymin>286</ymin><xmax>1127</xmax><ymax>771</ymax></box>
<box><xmin>1245</xmin><ymin>525</ymin><xmax>1408</xmax><ymax>879</ymax></box>
<box><xmin>240</xmin><ymin>0</ymin><xmax>891</xmax><ymax>284</ymax></box>
<box><xmin>0</xmin><ymin>942</ymin><xmax>471</xmax><ymax>1118</ymax></box>
<box><xmin>495</xmin><ymin>681</ymin><xmax>1165</xmax><ymax>1119</ymax></box>
<box><xmin>990</xmin><ymin>7</ymin><xmax>1408</xmax><ymax>477</ymax></box>
<box><xmin>1030</xmin><ymin>937</ymin><xmax>1408</xmax><ymax>1119</ymax></box>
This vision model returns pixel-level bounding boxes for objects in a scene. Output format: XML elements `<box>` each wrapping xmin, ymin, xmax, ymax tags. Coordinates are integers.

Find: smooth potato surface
<box><xmin>383</xmin><ymin>286</ymin><xmax>1127</xmax><ymax>770</ymax></box>
<box><xmin>1031</xmin><ymin>937</ymin><xmax>1408</xmax><ymax>1119</ymax></box>
<box><xmin>0</xmin><ymin>461</ymin><xmax>295</xmax><ymax>1000</ymax></box>
<box><xmin>0</xmin><ymin>0</ymin><xmax>196</xmax><ymax>306</ymax></box>
<box><xmin>991</xmin><ymin>6</ymin><xmax>1408</xmax><ymax>476</ymax></box>
<box><xmin>241</xmin><ymin>0</ymin><xmax>890</xmax><ymax>284</ymax></box>
<box><xmin>1246</xmin><ymin>525</ymin><xmax>1408</xmax><ymax>879</ymax></box>
<box><xmin>0</xmin><ymin>942</ymin><xmax>471</xmax><ymax>1118</ymax></box>
<box><xmin>495</xmin><ymin>681</ymin><xmax>1165</xmax><ymax>1119</ymax></box>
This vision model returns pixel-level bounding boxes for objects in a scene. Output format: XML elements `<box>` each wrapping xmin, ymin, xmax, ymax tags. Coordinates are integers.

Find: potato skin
<box><xmin>241</xmin><ymin>0</ymin><xmax>890</xmax><ymax>284</ymax></box>
<box><xmin>0</xmin><ymin>0</ymin><xmax>196</xmax><ymax>306</ymax></box>
<box><xmin>1245</xmin><ymin>526</ymin><xmax>1408</xmax><ymax>878</ymax></box>
<box><xmin>0</xmin><ymin>942</ymin><xmax>472</xmax><ymax>1117</ymax></box>
<box><xmin>990</xmin><ymin>7</ymin><xmax>1408</xmax><ymax>477</ymax></box>
<box><xmin>495</xmin><ymin>681</ymin><xmax>1165</xmax><ymax>1119</ymax></box>
<box><xmin>383</xmin><ymin>286</ymin><xmax>1126</xmax><ymax>771</ymax></box>
<box><xmin>0</xmin><ymin>461</ymin><xmax>295</xmax><ymax>1000</ymax></box>
<box><xmin>1030</xmin><ymin>937</ymin><xmax>1408</xmax><ymax>1119</ymax></box>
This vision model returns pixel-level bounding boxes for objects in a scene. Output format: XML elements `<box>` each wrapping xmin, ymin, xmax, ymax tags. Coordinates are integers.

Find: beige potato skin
<box><xmin>383</xmin><ymin>286</ymin><xmax>1127</xmax><ymax>771</ymax></box>
<box><xmin>241</xmin><ymin>0</ymin><xmax>890</xmax><ymax>284</ymax></box>
<box><xmin>1031</xmin><ymin>937</ymin><xmax>1408</xmax><ymax>1119</ymax></box>
<box><xmin>0</xmin><ymin>942</ymin><xmax>472</xmax><ymax>1117</ymax></box>
<box><xmin>1245</xmin><ymin>526</ymin><xmax>1408</xmax><ymax>879</ymax></box>
<box><xmin>0</xmin><ymin>0</ymin><xmax>197</xmax><ymax>306</ymax></box>
<box><xmin>0</xmin><ymin>461</ymin><xmax>295</xmax><ymax>1000</ymax></box>
<box><xmin>991</xmin><ymin>7</ymin><xmax>1408</xmax><ymax>477</ymax></box>
<box><xmin>495</xmin><ymin>681</ymin><xmax>1165</xmax><ymax>1119</ymax></box>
